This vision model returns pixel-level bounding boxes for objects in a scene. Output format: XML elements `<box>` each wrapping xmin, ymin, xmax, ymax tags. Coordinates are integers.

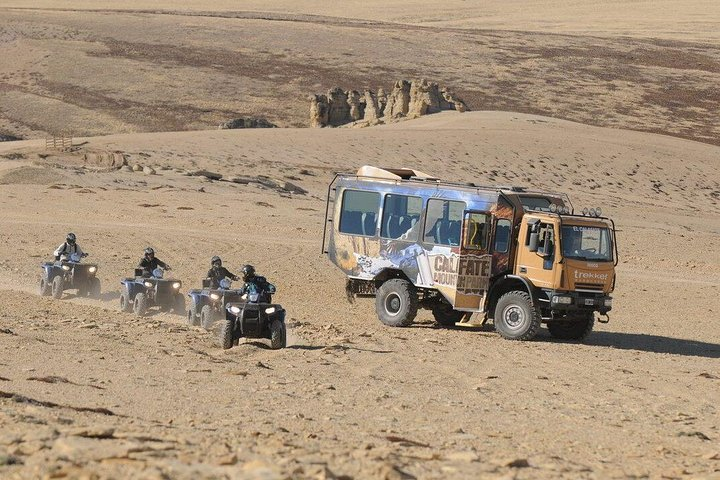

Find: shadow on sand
<box><xmin>573</xmin><ymin>331</ymin><xmax>720</xmax><ymax>359</ymax></box>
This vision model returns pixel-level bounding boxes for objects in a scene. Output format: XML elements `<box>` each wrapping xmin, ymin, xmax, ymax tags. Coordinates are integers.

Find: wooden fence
<box><xmin>45</xmin><ymin>136</ymin><xmax>73</xmax><ymax>151</ymax></box>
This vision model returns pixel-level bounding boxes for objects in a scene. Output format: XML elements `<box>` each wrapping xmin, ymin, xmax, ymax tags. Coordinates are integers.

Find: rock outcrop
<box><xmin>309</xmin><ymin>80</ymin><xmax>467</xmax><ymax>127</ymax></box>
<box><xmin>218</xmin><ymin>118</ymin><xmax>276</xmax><ymax>129</ymax></box>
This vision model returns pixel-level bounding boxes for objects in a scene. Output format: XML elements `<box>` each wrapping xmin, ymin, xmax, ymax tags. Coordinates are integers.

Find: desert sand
<box><xmin>1</xmin><ymin>1</ymin><xmax>720</xmax><ymax>479</ymax></box>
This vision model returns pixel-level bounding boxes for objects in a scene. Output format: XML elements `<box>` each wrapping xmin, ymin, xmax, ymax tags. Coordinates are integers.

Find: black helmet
<box><xmin>211</xmin><ymin>256</ymin><xmax>222</xmax><ymax>267</ymax></box>
<box><xmin>66</xmin><ymin>232</ymin><xmax>76</xmax><ymax>244</ymax></box>
<box><xmin>144</xmin><ymin>247</ymin><xmax>155</xmax><ymax>258</ymax></box>
<box><xmin>241</xmin><ymin>264</ymin><xmax>255</xmax><ymax>281</ymax></box>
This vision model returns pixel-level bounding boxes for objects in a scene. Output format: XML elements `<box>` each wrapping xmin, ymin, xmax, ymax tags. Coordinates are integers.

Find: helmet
<box><xmin>144</xmin><ymin>247</ymin><xmax>155</xmax><ymax>258</ymax></box>
<box><xmin>66</xmin><ymin>233</ymin><xmax>76</xmax><ymax>244</ymax></box>
<box><xmin>241</xmin><ymin>264</ymin><xmax>255</xmax><ymax>281</ymax></box>
<box><xmin>211</xmin><ymin>256</ymin><xmax>222</xmax><ymax>267</ymax></box>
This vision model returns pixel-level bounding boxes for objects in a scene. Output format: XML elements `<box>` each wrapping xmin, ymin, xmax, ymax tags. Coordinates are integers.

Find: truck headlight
<box><xmin>173</xmin><ymin>282</ymin><xmax>181</xmax><ymax>289</ymax></box>
<box><xmin>552</xmin><ymin>295</ymin><xmax>573</xmax><ymax>305</ymax></box>
<box><xmin>144</xmin><ymin>281</ymin><xmax>153</xmax><ymax>288</ymax></box>
<box><xmin>210</xmin><ymin>293</ymin><xmax>220</xmax><ymax>300</ymax></box>
<box><xmin>265</xmin><ymin>307</ymin><xmax>276</xmax><ymax>314</ymax></box>
<box><xmin>229</xmin><ymin>306</ymin><xmax>241</xmax><ymax>314</ymax></box>
<box><xmin>604</xmin><ymin>298</ymin><xmax>613</xmax><ymax>308</ymax></box>
<box><xmin>62</xmin><ymin>265</ymin><xmax>71</xmax><ymax>271</ymax></box>
<box><xmin>88</xmin><ymin>266</ymin><xmax>97</xmax><ymax>274</ymax></box>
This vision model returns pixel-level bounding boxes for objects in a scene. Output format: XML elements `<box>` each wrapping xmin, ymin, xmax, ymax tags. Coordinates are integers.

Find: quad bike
<box><xmin>221</xmin><ymin>285</ymin><xmax>286</xmax><ymax>350</ymax></box>
<box><xmin>119</xmin><ymin>267</ymin><xmax>184</xmax><ymax>317</ymax></box>
<box><xmin>40</xmin><ymin>253</ymin><xmax>101</xmax><ymax>300</ymax></box>
<box><xmin>187</xmin><ymin>277</ymin><xmax>245</xmax><ymax>329</ymax></box>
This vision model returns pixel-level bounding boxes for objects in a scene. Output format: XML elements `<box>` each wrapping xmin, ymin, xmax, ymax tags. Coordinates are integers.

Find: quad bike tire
<box><xmin>51</xmin><ymin>276</ymin><xmax>64</xmax><ymax>300</ymax></box>
<box><xmin>375</xmin><ymin>279</ymin><xmax>418</xmax><ymax>327</ymax></box>
<box><xmin>173</xmin><ymin>292</ymin><xmax>185</xmax><ymax>315</ymax></box>
<box><xmin>270</xmin><ymin>320</ymin><xmax>287</xmax><ymax>349</ymax></box>
<box><xmin>88</xmin><ymin>278</ymin><xmax>101</xmax><ymax>299</ymax></box>
<box><xmin>494</xmin><ymin>291</ymin><xmax>541</xmax><ymax>340</ymax></box>
<box><xmin>119</xmin><ymin>289</ymin><xmax>133</xmax><ymax>313</ymax></box>
<box><xmin>220</xmin><ymin>319</ymin><xmax>234</xmax><ymax>350</ymax></box>
<box><xmin>547</xmin><ymin>312</ymin><xmax>595</xmax><ymax>341</ymax></box>
<box><xmin>432</xmin><ymin>302</ymin><xmax>465</xmax><ymax>327</ymax></box>
<box><xmin>133</xmin><ymin>292</ymin><xmax>148</xmax><ymax>317</ymax></box>
<box><xmin>40</xmin><ymin>277</ymin><xmax>52</xmax><ymax>296</ymax></box>
<box><xmin>186</xmin><ymin>298</ymin><xmax>200</xmax><ymax>326</ymax></box>
<box><xmin>200</xmin><ymin>305</ymin><xmax>217</xmax><ymax>330</ymax></box>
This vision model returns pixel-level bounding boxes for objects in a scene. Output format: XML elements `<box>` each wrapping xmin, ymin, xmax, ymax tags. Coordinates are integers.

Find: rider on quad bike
<box><xmin>138</xmin><ymin>247</ymin><xmax>171</xmax><ymax>277</ymax></box>
<box><xmin>206</xmin><ymin>256</ymin><xmax>239</xmax><ymax>289</ymax></box>
<box><xmin>54</xmin><ymin>233</ymin><xmax>85</xmax><ymax>261</ymax></box>
<box><xmin>238</xmin><ymin>264</ymin><xmax>274</xmax><ymax>303</ymax></box>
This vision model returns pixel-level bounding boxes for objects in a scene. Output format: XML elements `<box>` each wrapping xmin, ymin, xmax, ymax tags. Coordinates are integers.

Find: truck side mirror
<box><xmin>528</xmin><ymin>232</ymin><xmax>539</xmax><ymax>252</ymax></box>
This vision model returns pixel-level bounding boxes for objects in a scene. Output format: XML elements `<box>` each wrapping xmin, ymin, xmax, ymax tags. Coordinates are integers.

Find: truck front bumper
<box><xmin>541</xmin><ymin>290</ymin><xmax>612</xmax><ymax>314</ymax></box>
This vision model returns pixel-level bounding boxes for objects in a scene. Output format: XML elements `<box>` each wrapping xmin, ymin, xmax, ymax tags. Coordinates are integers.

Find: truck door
<box><xmin>452</xmin><ymin>211</ymin><xmax>492</xmax><ymax>311</ymax></box>
<box><xmin>515</xmin><ymin>217</ymin><xmax>556</xmax><ymax>288</ymax></box>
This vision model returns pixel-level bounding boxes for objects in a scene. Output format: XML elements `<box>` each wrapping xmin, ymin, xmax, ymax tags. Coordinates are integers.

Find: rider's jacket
<box><xmin>138</xmin><ymin>257</ymin><xmax>168</xmax><ymax>276</ymax></box>
<box><xmin>239</xmin><ymin>276</ymin><xmax>275</xmax><ymax>303</ymax></box>
<box><xmin>54</xmin><ymin>242</ymin><xmax>84</xmax><ymax>260</ymax></box>
<box><xmin>206</xmin><ymin>266</ymin><xmax>239</xmax><ymax>289</ymax></box>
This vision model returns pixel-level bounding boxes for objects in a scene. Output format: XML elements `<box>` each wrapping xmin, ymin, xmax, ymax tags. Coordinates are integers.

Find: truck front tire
<box><xmin>375</xmin><ymin>279</ymin><xmax>418</xmax><ymax>327</ymax></box>
<box><xmin>494</xmin><ymin>291</ymin><xmax>541</xmax><ymax>340</ymax></box>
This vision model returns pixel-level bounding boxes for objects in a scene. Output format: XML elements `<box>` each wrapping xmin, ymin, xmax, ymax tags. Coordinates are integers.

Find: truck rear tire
<box><xmin>220</xmin><ymin>319</ymin><xmax>234</xmax><ymax>350</ymax></box>
<box><xmin>375</xmin><ymin>278</ymin><xmax>418</xmax><ymax>327</ymax></box>
<box><xmin>51</xmin><ymin>276</ymin><xmax>64</xmax><ymax>299</ymax></box>
<box><xmin>432</xmin><ymin>302</ymin><xmax>464</xmax><ymax>327</ymax></box>
<box><xmin>548</xmin><ymin>312</ymin><xmax>594</xmax><ymax>340</ymax></box>
<box><xmin>494</xmin><ymin>291</ymin><xmax>541</xmax><ymax>340</ymax></box>
<box><xmin>133</xmin><ymin>293</ymin><xmax>148</xmax><ymax>317</ymax></box>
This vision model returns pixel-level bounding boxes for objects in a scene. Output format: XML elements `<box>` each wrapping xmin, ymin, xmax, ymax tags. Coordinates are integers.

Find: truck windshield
<box><xmin>561</xmin><ymin>225</ymin><xmax>613</xmax><ymax>262</ymax></box>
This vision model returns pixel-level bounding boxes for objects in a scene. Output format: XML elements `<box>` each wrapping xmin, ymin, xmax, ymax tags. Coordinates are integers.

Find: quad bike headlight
<box><xmin>265</xmin><ymin>307</ymin><xmax>276</xmax><ymax>314</ymax></box>
<box><xmin>144</xmin><ymin>281</ymin><xmax>153</xmax><ymax>288</ymax></box>
<box><xmin>229</xmin><ymin>306</ymin><xmax>241</xmax><ymax>314</ymax></box>
<box><xmin>210</xmin><ymin>293</ymin><xmax>220</xmax><ymax>300</ymax></box>
<box><xmin>172</xmin><ymin>282</ymin><xmax>181</xmax><ymax>289</ymax></box>
<box><xmin>62</xmin><ymin>265</ymin><xmax>71</xmax><ymax>271</ymax></box>
<box><xmin>88</xmin><ymin>266</ymin><xmax>97</xmax><ymax>274</ymax></box>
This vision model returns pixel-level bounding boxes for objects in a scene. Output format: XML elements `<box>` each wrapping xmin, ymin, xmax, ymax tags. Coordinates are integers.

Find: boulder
<box><xmin>327</xmin><ymin>87</ymin><xmax>350</xmax><ymax>126</ymax></box>
<box><xmin>309</xmin><ymin>94</ymin><xmax>329</xmax><ymax>128</ymax></box>
<box><xmin>376</xmin><ymin>88</ymin><xmax>387</xmax><ymax>117</ymax></box>
<box><xmin>346</xmin><ymin>90</ymin><xmax>364</xmax><ymax>121</ymax></box>
<box><xmin>384</xmin><ymin>80</ymin><xmax>411</xmax><ymax>118</ymax></box>
<box><xmin>131</xmin><ymin>164</ymin><xmax>143</xmax><ymax>172</ymax></box>
<box><xmin>190</xmin><ymin>169</ymin><xmax>222</xmax><ymax>181</ymax></box>
<box><xmin>363</xmin><ymin>90</ymin><xmax>380</xmax><ymax>122</ymax></box>
<box><xmin>408</xmin><ymin>79</ymin><xmax>442</xmax><ymax>117</ymax></box>
<box><xmin>218</xmin><ymin>117</ymin><xmax>276</xmax><ymax>129</ymax></box>
<box><xmin>143</xmin><ymin>166</ymin><xmax>156</xmax><ymax>175</ymax></box>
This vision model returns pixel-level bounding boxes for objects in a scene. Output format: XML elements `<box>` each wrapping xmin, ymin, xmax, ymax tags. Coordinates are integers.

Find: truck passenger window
<box><xmin>381</xmin><ymin>194</ymin><xmax>423</xmax><ymax>240</ymax></box>
<box><xmin>339</xmin><ymin>190</ymin><xmax>380</xmax><ymax>236</ymax></box>
<box><xmin>493</xmin><ymin>219</ymin><xmax>512</xmax><ymax>253</ymax></box>
<box><xmin>463</xmin><ymin>212</ymin><xmax>490</xmax><ymax>250</ymax></box>
<box><xmin>424</xmin><ymin>199</ymin><xmax>465</xmax><ymax>246</ymax></box>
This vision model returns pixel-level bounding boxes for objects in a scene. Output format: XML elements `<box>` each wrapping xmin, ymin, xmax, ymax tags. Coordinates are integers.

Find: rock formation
<box><xmin>309</xmin><ymin>80</ymin><xmax>467</xmax><ymax>127</ymax></box>
<box><xmin>218</xmin><ymin>118</ymin><xmax>276</xmax><ymax>129</ymax></box>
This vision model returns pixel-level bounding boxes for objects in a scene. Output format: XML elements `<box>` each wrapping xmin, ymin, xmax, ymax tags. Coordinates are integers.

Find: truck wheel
<box><xmin>173</xmin><ymin>293</ymin><xmax>185</xmax><ymax>315</ymax></box>
<box><xmin>51</xmin><ymin>276</ymin><xmax>64</xmax><ymax>299</ymax></box>
<box><xmin>548</xmin><ymin>312</ymin><xmax>594</xmax><ymax>340</ymax></box>
<box><xmin>186</xmin><ymin>298</ymin><xmax>200</xmax><ymax>326</ymax></box>
<box><xmin>133</xmin><ymin>292</ymin><xmax>148</xmax><ymax>317</ymax></box>
<box><xmin>40</xmin><ymin>277</ymin><xmax>52</xmax><ymax>296</ymax></box>
<box><xmin>494</xmin><ymin>291</ymin><xmax>541</xmax><ymax>340</ymax></box>
<box><xmin>270</xmin><ymin>320</ymin><xmax>286</xmax><ymax>349</ymax></box>
<box><xmin>375</xmin><ymin>278</ymin><xmax>418</xmax><ymax>327</ymax></box>
<box><xmin>432</xmin><ymin>302</ymin><xmax>464</xmax><ymax>327</ymax></box>
<box><xmin>220</xmin><ymin>319</ymin><xmax>234</xmax><ymax>350</ymax></box>
<box><xmin>88</xmin><ymin>278</ymin><xmax>101</xmax><ymax>299</ymax></box>
<box><xmin>200</xmin><ymin>305</ymin><xmax>217</xmax><ymax>330</ymax></box>
<box><xmin>119</xmin><ymin>288</ymin><xmax>133</xmax><ymax>312</ymax></box>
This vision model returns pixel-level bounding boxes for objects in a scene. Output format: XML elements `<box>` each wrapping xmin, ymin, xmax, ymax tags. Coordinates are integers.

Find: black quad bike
<box><xmin>119</xmin><ymin>267</ymin><xmax>185</xmax><ymax>317</ymax></box>
<box><xmin>186</xmin><ymin>278</ymin><xmax>246</xmax><ymax>329</ymax></box>
<box><xmin>40</xmin><ymin>253</ymin><xmax>101</xmax><ymax>300</ymax></box>
<box><xmin>221</xmin><ymin>286</ymin><xmax>287</xmax><ymax>350</ymax></box>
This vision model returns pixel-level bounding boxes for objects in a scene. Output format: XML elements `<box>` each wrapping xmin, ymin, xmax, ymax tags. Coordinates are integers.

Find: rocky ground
<box><xmin>0</xmin><ymin>112</ymin><xmax>718</xmax><ymax>478</ymax></box>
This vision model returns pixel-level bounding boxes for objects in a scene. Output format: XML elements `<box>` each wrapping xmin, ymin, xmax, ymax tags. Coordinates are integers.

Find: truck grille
<box><xmin>575</xmin><ymin>282</ymin><xmax>604</xmax><ymax>291</ymax></box>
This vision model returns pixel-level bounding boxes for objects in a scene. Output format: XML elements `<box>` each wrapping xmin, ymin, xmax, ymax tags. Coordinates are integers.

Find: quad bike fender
<box><xmin>121</xmin><ymin>280</ymin><xmax>146</xmax><ymax>300</ymax></box>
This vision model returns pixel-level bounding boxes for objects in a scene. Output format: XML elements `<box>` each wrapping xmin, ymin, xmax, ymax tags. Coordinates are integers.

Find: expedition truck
<box><xmin>322</xmin><ymin>166</ymin><xmax>617</xmax><ymax>341</ymax></box>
